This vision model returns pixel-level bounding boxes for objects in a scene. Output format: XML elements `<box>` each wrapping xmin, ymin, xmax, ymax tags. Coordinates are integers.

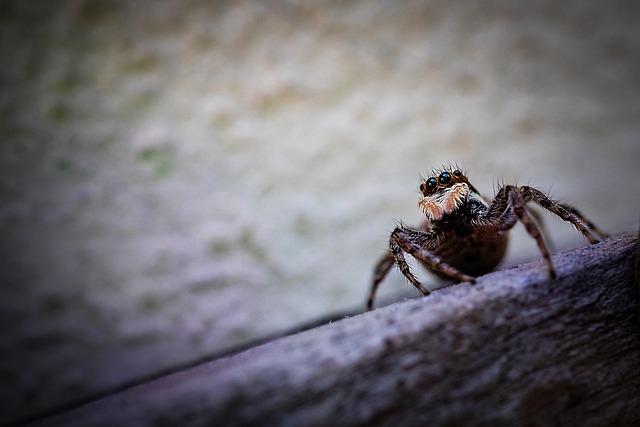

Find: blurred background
<box><xmin>1</xmin><ymin>0</ymin><xmax>639</xmax><ymax>424</ymax></box>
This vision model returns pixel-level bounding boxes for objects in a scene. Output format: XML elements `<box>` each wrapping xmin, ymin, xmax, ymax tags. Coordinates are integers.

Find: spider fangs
<box><xmin>367</xmin><ymin>167</ymin><xmax>608</xmax><ymax>311</ymax></box>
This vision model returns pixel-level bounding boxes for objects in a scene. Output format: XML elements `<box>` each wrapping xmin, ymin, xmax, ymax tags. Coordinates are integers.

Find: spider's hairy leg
<box><xmin>391</xmin><ymin>226</ymin><xmax>476</xmax><ymax>290</ymax></box>
<box><xmin>389</xmin><ymin>234</ymin><xmax>431</xmax><ymax>295</ymax></box>
<box><xmin>367</xmin><ymin>252</ymin><xmax>395</xmax><ymax>311</ymax></box>
<box><xmin>367</xmin><ymin>219</ymin><xmax>435</xmax><ymax>311</ymax></box>
<box><xmin>503</xmin><ymin>185</ymin><xmax>557</xmax><ymax>278</ymax></box>
<box><xmin>559</xmin><ymin>203</ymin><xmax>608</xmax><ymax>240</ymax></box>
<box><xmin>519</xmin><ymin>186</ymin><xmax>601</xmax><ymax>244</ymax></box>
<box><xmin>526</xmin><ymin>206</ymin><xmax>558</xmax><ymax>253</ymax></box>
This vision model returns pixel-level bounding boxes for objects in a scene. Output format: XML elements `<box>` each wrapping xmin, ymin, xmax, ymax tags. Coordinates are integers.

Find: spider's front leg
<box><xmin>391</xmin><ymin>227</ymin><xmax>477</xmax><ymax>284</ymax></box>
<box><xmin>367</xmin><ymin>252</ymin><xmax>395</xmax><ymax>311</ymax></box>
<box><xmin>367</xmin><ymin>226</ymin><xmax>475</xmax><ymax>310</ymax></box>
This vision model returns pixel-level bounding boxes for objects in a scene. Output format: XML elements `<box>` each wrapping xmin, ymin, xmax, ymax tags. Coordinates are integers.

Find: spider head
<box><xmin>418</xmin><ymin>169</ymin><xmax>479</xmax><ymax>221</ymax></box>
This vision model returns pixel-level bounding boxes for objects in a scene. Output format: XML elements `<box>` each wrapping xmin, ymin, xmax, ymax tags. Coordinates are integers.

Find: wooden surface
<box><xmin>29</xmin><ymin>234</ymin><xmax>640</xmax><ymax>427</ymax></box>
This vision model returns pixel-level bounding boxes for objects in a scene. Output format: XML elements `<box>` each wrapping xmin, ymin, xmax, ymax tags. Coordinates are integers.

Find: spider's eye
<box><xmin>453</xmin><ymin>170</ymin><xmax>462</xmax><ymax>177</ymax></box>
<box><xmin>419</xmin><ymin>182</ymin><xmax>426</xmax><ymax>193</ymax></box>
<box><xmin>426</xmin><ymin>177</ymin><xmax>437</xmax><ymax>193</ymax></box>
<box><xmin>438</xmin><ymin>172</ymin><xmax>452</xmax><ymax>185</ymax></box>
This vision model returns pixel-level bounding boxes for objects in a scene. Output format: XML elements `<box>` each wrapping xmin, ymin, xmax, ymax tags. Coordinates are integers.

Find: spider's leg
<box><xmin>519</xmin><ymin>186</ymin><xmax>600</xmax><ymax>244</ymax></box>
<box><xmin>527</xmin><ymin>206</ymin><xmax>556</xmax><ymax>253</ymax></box>
<box><xmin>367</xmin><ymin>220</ymin><xmax>435</xmax><ymax>311</ymax></box>
<box><xmin>504</xmin><ymin>185</ymin><xmax>557</xmax><ymax>278</ymax></box>
<box><xmin>367</xmin><ymin>252</ymin><xmax>395</xmax><ymax>311</ymax></box>
<box><xmin>391</xmin><ymin>227</ymin><xmax>476</xmax><ymax>290</ymax></box>
<box><xmin>559</xmin><ymin>203</ymin><xmax>608</xmax><ymax>240</ymax></box>
<box><xmin>389</xmin><ymin>233</ymin><xmax>432</xmax><ymax>296</ymax></box>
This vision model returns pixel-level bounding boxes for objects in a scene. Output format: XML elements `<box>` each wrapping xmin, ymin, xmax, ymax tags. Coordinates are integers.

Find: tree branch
<box><xmin>29</xmin><ymin>233</ymin><xmax>640</xmax><ymax>427</ymax></box>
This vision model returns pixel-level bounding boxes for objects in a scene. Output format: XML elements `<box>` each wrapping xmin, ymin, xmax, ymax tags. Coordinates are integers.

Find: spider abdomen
<box><xmin>427</xmin><ymin>230</ymin><xmax>509</xmax><ymax>278</ymax></box>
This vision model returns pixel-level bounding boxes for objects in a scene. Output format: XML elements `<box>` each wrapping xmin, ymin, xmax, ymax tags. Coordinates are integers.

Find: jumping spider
<box><xmin>367</xmin><ymin>167</ymin><xmax>607</xmax><ymax>310</ymax></box>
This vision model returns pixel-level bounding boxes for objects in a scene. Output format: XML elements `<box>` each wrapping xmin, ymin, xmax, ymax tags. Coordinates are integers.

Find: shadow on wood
<box><xmin>28</xmin><ymin>234</ymin><xmax>640</xmax><ymax>427</ymax></box>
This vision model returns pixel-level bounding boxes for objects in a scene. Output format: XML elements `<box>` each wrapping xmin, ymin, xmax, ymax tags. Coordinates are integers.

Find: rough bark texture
<box><xmin>29</xmin><ymin>234</ymin><xmax>640</xmax><ymax>427</ymax></box>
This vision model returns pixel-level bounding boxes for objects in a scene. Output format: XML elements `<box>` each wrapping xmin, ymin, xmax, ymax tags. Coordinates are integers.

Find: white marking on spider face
<box><xmin>418</xmin><ymin>183</ymin><xmax>470</xmax><ymax>222</ymax></box>
<box><xmin>418</xmin><ymin>197</ymin><xmax>444</xmax><ymax>221</ymax></box>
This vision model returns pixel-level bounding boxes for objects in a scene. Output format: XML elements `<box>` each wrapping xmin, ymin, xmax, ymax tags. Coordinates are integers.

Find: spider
<box><xmin>367</xmin><ymin>167</ymin><xmax>608</xmax><ymax>310</ymax></box>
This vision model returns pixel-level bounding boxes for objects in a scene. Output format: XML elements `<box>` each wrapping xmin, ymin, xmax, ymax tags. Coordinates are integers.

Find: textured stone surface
<box><xmin>1</xmin><ymin>1</ymin><xmax>639</xmax><ymax>424</ymax></box>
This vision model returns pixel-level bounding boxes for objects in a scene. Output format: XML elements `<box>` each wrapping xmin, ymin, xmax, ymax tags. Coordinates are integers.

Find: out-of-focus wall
<box><xmin>1</xmin><ymin>0</ymin><xmax>638</xmax><ymax>423</ymax></box>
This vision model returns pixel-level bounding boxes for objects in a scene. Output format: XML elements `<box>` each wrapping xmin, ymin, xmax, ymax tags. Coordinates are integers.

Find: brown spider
<box><xmin>367</xmin><ymin>167</ymin><xmax>608</xmax><ymax>310</ymax></box>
